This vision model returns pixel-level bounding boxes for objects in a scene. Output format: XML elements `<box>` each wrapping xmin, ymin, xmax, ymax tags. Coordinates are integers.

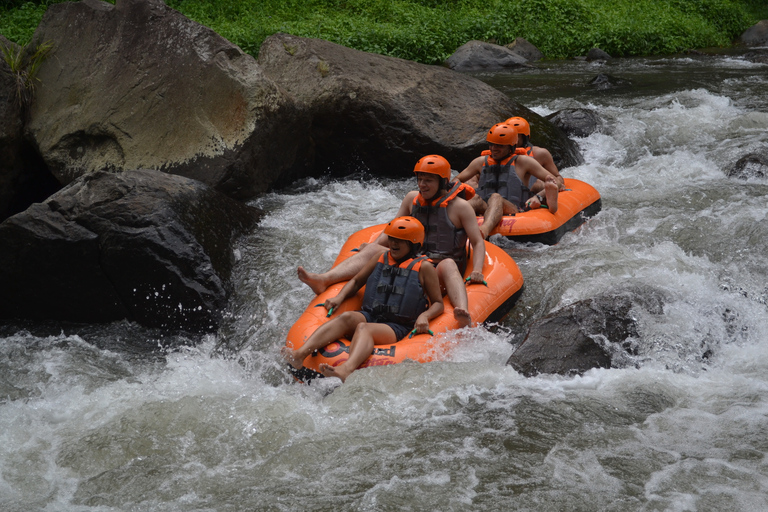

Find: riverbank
<box><xmin>2</xmin><ymin>0</ymin><xmax>767</xmax><ymax>64</ymax></box>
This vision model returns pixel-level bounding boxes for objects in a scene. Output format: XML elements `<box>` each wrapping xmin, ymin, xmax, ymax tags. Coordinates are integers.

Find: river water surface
<box><xmin>1</xmin><ymin>52</ymin><xmax>767</xmax><ymax>511</ymax></box>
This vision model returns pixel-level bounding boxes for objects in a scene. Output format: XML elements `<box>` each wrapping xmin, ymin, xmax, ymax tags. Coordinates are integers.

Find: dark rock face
<box><xmin>0</xmin><ymin>169</ymin><xmax>259</xmax><ymax>332</ymax></box>
<box><xmin>505</xmin><ymin>38</ymin><xmax>544</xmax><ymax>62</ymax></box>
<box><xmin>588</xmin><ymin>73</ymin><xmax>632</xmax><ymax>91</ymax></box>
<box><xmin>0</xmin><ymin>36</ymin><xmax>25</xmax><ymax>220</ymax></box>
<box><xmin>586</xmin><ymin>48</ymin><xmax>612</xmax><ymax>62</ymax></box>
<box><xmin>742</xmin><ymin>49</ymin><xmax>768</xmax><ymax>65</ymax></box>
<box><xmin>258</xmin><ymin>33</ymin><xmax>583</xmax><ymax>178</ymax></box>
<box><xmin>737</xmin><ymin>20</ymin><xmax>768</xmax><ymax>46</ymax></box>
<box><xmin>507</xmin><ymin>288</ymin><xmax>665</xmax><ymax>377</ymax></box>
<box><xmin>545</xmin><ymin>108</ymin><xmax>605</xmax><ymax>138</ymax></box>
<box><xmin>726</xmin><ymin>150</ymin><xmax>768</xmax><ymax>179</ymax></box>
<box><xmin>446</xmin><ymin>40</ymin><xmax>531</xmax><ymax>72</ymax></box>
<box><xmin>26</xmin><ymin>0</ymin><xmax>307</xmax><ymax>200</ymax></box>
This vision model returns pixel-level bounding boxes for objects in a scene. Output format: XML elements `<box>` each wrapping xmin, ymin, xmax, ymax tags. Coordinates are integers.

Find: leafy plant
<box><xmin>1</xmin><ymin>39</ymin><xmax>53</xmax><ymax>110</ymax></box>
<box><xmin>2</xmin><ymin>0</ymin><xmax>767</xmax><ymax>63</ymax></box>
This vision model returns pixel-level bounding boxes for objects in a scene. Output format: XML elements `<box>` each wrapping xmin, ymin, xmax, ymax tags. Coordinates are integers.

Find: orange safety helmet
<box><xmin>486</xmin><ymin>123</ymin><xmax>518</xmax><ymax>146</ymax></box>
<box><xmin>505</xmin><ymin>116</ymin><xmax>530</xmax><ymax>136</ymax></box>
<box><xmin>384</xmin><ymin>216</ymin><xmax>425</xmax><ymax>245</ymax></box>
<box><xmin>413</xmin><ymin>154</ymin><xmax>451</xmax><ymax>179</ymax></box>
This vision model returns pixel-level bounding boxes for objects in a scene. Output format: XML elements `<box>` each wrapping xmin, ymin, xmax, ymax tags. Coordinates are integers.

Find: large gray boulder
<box><xmin>0</xmin><ymin>169</ymin><xmax>259</xmax><ymax>332</ymax></box>
<box><xmin>446</xmin><ymin>40</ymin><xmax>530</xmax><ymax>72</ymax></box>
<box><xmin>258</xmin><ymin>33</ymin><xmax>582</xmax><ymax>177</ymax></box>
<box><xmin>545</xmin><ymin>108</ymin><xmax>605</xmax><ymax>138</ymax></box>
<box><xmin>505</xmin><ymin>38</ymin><xmax>543</xmax><ymax>62</ymax></box>
<box><xmin>737</xmin><ymin>20</ymin><xmax>768</xmax><ymax>46</ymax></box>
<box><xmin>26</xmin><ymin>0</ymin><xmax>307</xmax><ymax>200</ymax></box>
<box><xmin>507</xmin><ymin>288</ymin><xmax>666</xmax><ymax>377</ymax></box>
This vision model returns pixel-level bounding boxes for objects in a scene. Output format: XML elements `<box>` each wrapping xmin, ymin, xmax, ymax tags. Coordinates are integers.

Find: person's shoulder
<box><xmin>402</xmin><ymin>190</ymin><xmax>419</xmax><ymax>203</ymax></box>
<box><xmin>463</xmin><ymin>155</ymin><xmax>485</xmax><ymax>170</ymax></box>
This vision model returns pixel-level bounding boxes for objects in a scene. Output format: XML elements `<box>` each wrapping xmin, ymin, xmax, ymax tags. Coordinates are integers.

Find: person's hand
<box><xmin>413</xmin><ymin>313</ymin><xmax>430</xmax><ymax>334</ymax></box>
<box><xmin>467</xmin><ymin>271</ymin><xmax>485</xmax><ymax>284</ymax></box>
<box><xmin>324</xmin><ymin>296</ymin><xmax>342</xmax><ymax>312</ymax></box>
<box><xmin>525</xmin><ymin>195</ymin><xmax>543</xmax><ymax>209</ymax></box>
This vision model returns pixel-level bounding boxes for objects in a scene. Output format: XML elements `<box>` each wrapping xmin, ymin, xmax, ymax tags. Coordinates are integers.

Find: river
<box><xmin>1</xmin><ymin>51</ymin><xmax>767</xmax><ymax>511</ymax></box>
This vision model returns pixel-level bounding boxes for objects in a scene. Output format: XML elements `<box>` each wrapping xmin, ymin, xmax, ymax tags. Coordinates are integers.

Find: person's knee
<box><xmin>437</xmin><ymin>258</ymin><xmax>459</xmax><ymax>275</ymax></box>
<box><xmin>488</xmin><ymin>193</ymin><xmax>503</xmax><ymax>207</ymax></box>
<box><xmin>354</xmin><ymin>322</ymin><xmax>373</xmax><ymax>337</ymax></box>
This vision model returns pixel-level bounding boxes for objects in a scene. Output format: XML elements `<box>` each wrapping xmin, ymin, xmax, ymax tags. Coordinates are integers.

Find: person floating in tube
<box><xmin>283</xmin><ymin>216</ymin><xmax>443</xmax><ymax>383</ymax></box>
<box><xmin>457</xmin><ymin>123</ymin><xmax>559</xmax><ymax>240</ymax></box>
<box><xmin>298</xmin><ymin>154</ymin><xmax>486</xmax><ymax>328</ymax></box>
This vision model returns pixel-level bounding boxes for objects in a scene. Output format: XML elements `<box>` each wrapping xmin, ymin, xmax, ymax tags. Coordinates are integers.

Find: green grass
<box><xmin>1</xmin><ymin>0</ymin><xmax>766</xmax><ymax>64</ymax></box>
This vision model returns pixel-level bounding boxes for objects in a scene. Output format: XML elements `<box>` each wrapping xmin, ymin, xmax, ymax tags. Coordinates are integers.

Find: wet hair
<box><xmin>519</xmin><ymin>134</ymin><xmax>530</xmax><ymax>147</ymax></box>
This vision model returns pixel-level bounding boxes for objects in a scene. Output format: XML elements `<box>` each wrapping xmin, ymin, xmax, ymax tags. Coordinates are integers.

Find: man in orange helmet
<box><xmin>505</xmin><ymin>116</ymin><xmax>565</xmax><ymax>193</ymax></box>
<box><xmin>298</xmin><ymin>155</ymin><xmax>485</xmax><ymax>327</ymax></box>
<box><xmin>457</xmin><ymin>123</ymin><xmax>559</xmax><ymax>239</ymax></box>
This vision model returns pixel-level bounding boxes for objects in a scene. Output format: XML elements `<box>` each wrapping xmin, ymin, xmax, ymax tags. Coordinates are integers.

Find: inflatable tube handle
<box><xmin>409</xmin><ymin>328</ymin><xmax>434</xmax><ymax>339</ymax></box>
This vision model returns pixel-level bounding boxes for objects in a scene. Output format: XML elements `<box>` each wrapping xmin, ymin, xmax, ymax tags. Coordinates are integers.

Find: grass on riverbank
<box><xmin>2</xmin><ymin>0</ymin><xmax>767</xmax><ymax>64</ymax></box>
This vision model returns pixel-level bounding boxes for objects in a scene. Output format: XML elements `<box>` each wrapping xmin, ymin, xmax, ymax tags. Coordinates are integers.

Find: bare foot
<box><xmin>454</xmin><ymin>308</ymin><xmax>472</xmax><ymax>328</ymax></box>
<box><xmin>479</xmin><ymin>225</ymin><xmax>492</xmax><ymax>240</ymax></box>
<box><xmin>319</xmin><ymin>362</ymin><xmax>353</xmax><ymax>383</ymax></box>
<box><xmin>281</xmin><ymin>346</ymin><xmax>306</xmax><ymax>370</ymax></box>
<box><xmin>544</xmin><ymin>181</ymin><xmax>559</xmax><ymax>214</ymax></box>
<box><xmin>297</xmin><ymin>266</ymin><xmax>328</xmax><ymax>295</ymax></box>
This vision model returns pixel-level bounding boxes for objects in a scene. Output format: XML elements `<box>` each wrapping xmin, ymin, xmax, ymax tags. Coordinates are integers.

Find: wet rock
<box><xmin>737</xmin><ymin>20</ymin><xmax>768</xmax><ymax>46</ymax></box>
<box><xmin>0</xmin><ymin>36</ymin><xmax>62</xmax><ymax>221</ymax></box>
<box><xmin>742</xmin><ymin>49</ymin><xmax>768</xmax><ymax>65</ymax></box>
<box><xmin>26</xmin><ymin>0</ymin><xmax>307</xmax><ymax>200</ymax></box>
<box><xmin>726</xmin><ymin>150</ymin><xmax>768</xmax><ymax>179</ymax></box>
<box><xmin>545</xmin><ymin>108</ymin><xmax>605</xmax><ymax>138</ymax></box>
<box><xmin>258</xmin><ymin>33</ymin><xmax>584</xmax><ymax>177</ymax></box>
<box><xmin>0</xmin><ymin>169</ymin><xmax>259</xmax><ymax>333</ymax></box>
<box><xmin>507</xmin><ymin>288</ymin><xmax>666</xmax><ymax>377</ymax></box>
<box><xmin>0</xmin><ymin>36</ymin><xmax>24</xmax><ymax>220</ymax></box>
<box><xmin>446</xmin><ymin>40</ymin><xmax>531</xmax><ymax>72</ymax></box>
<box><xmin>588</xmin><ymin>73</ymin><xmax>631</xmax><ymax>90</ymax></box>
<box><xmin>505</xmin><ymin>38</ymin><xmax>544</xmax><ymax>62</ymax></box>
<box><xmin>586</xmin><ymin>48</ymin><xmax>612</xmax><ymax>62</ymax></box>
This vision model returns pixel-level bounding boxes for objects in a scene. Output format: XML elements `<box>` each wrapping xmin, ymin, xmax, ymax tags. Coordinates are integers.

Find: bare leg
<box><xmin>319</xmin><ymin>323</ymin><xmax>397</xmax><ymax>382</ymax></box>
<box><xmin>479</xmin><ymin>193</ymin><xmax>504</xmax><ymax>239</ymax></box>
<box><xmin>468</xmin><ymin>194</ymin><xmax>487</xmax><ymax>215</ymax></box>
<box><xmin>436</xmin><ymin>259</ymin><xmax>471</xmax><ymax>328</ymax></box>
<box><xmin>298</xmin><ymin>243</ymin><xmax>388</xmax><ymax>295</ymax></box>
<box><xmin>282</xmin><ymin>311</ymin><xmax>366</xmax><ymax>369</ymax></box>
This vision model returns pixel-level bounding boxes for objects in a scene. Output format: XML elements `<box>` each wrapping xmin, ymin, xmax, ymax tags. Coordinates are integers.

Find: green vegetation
<box><xmin>1</xmin><ymin>0</ymin><xmax>766</xmax><ymax>64</ymax></box>
<box><xmin>1</xmin><ymin>38</ymin><xmax>52</xmax><ymax>109</ymax></box>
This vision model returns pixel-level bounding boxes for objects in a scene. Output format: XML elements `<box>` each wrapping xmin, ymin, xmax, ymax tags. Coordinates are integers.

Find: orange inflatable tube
<box><xmin>479</xmin><ymin>178</ymin><xmax>601</xmax><ymax>245</ymax></box>
<box><xmin>286</xmin><ymin>224</ymin><xmax>524</xmax><ymax>383</ymax></box>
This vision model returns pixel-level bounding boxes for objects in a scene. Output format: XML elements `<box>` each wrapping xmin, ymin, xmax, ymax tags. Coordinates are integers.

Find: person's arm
<box><xmin>323</xmin><ymin>252</ymin><xmax>380</xmax><ymax>311</ymax></box>
<box><xmin>456</xmin><ymin>156</ymin><xmax>484</xmax><ymax>183</ymax></box>
<box><xmin>533</xmin><ymin>147</ymin><xmax>565</xmax><ymax>190</ymax></box>
<box><xmin>457</xmin><ymin>201</ymin><xmax>486</xmax><ymax>283</ymax></box>
<box><xmin>518</xmin><ymin>155</ymin><xmax>557</xmax><ymax>186</ymax></box>
<box><xmin>413</xmin><ymin>262</ymin><xmax>444</xmax><ymax>334</ymax></box>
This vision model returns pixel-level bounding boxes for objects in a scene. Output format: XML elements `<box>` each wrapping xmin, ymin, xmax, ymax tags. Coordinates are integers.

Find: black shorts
<box><xmin>359</xmin><ymin>311</ymin><xmax>411</xmax><ymax>341</ymax></box>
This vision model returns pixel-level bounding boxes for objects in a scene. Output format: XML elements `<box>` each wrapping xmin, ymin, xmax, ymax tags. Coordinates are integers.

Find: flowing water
<box><xmin>2</xmin><ymin>52</ymin><xmax>768</xmax><ymax>511</ymax></box>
